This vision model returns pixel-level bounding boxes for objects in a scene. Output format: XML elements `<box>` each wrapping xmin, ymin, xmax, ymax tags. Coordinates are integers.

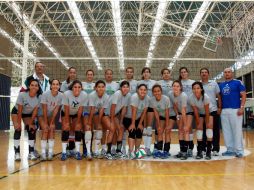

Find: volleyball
<box><xmin>135</xmin><ymin>148</ymin><xmax>147</xmax><ymax>159</ymax></box>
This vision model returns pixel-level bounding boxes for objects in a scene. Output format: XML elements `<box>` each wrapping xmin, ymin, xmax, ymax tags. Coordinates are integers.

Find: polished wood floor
<box><xmin>0</xmin><ymin>130</ymin><xmax>254</xmax><ymax>190</ymax></box>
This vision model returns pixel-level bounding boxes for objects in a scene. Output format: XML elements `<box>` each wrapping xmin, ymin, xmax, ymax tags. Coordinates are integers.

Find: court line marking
<box><xmin>0</xmin><ymin>152</ymin><xmax>61</xmax><ymax>181</ymax></box>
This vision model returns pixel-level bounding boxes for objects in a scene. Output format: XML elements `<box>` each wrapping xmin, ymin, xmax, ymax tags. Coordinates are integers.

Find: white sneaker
<box><xmin>145</xmin><ymin>148</ymin><xmax>152</xmax><ymax>156</ymax></box>
<box><xmin>40</xmin><ymin>153</ymin><xmax>47</xmax><ymax>161</ymax></box>
<box><xmin>47</xmin><ymin>152</ymin><xmax>53</xmax><ymax>161</ymax></box>
<box><xmin>213</xmin><ymin>151</ymin><xmax>219</xmax><ymax>156</ymax></box>
<box><xmin>111</xmin><ymin>148</ymin><xmax>117</xmax><ymax>155</ymax></box>
<box><xmin>93</xmin><ymin>152</ymin><xmax>103</xmax><ymax>159</ymax></box>
<box><xmin>15</xmin><ymin>153</ymin><xmax>21</xmax><ymax>161</ymax></box>
<box><xmin>28</xmin><ymin>152</ymin><xmax>37</xmax><ymax>161</ymax></box>
<box><xmin>34</xmin><ymin>149</ymin><xmax>40</xmax><ymax>158</ymax></box>
<box><xmin>101</xmin><ymin>149</ymin><xmax>107</xmax><ymax>157</ymax></box>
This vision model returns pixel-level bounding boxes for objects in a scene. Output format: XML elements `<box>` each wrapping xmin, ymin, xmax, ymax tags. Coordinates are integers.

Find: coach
<box><xmin>219</xmin><ymin>68</ymin><xmax>246</xmax><ymax>158</ymax></box>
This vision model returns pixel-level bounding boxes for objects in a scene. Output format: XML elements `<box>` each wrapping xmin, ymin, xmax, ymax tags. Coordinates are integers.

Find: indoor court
<box><xmin>0</xmin><ymin>1</ymin><xmax>254</xmax><ymax>190</ymax></box>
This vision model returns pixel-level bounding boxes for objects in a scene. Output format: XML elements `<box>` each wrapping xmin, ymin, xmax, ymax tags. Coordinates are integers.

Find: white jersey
<box><xmin>82</xmin><ymin>81</ymin><xmax>95</xmax><ymax>95</ymax></box>
<box><xmin>181</xmin><ymin>79</ymin><xmax>195</xmax><ymax>113</ymax></box>
<box><xmin>39</xmin><ymin>90</ymin><xmax>63</xmax><ymax>116</ymax></box>
<box><xmin>60</xmin><ymin>80</ymin><xmax>72</xmax><ymax>92</ymax></box>
<box><xmin>168</xmin><ymin>91</ymin><xmax>188</xmax><ymax>114</ymax></box>
<box><xmin>119</xmin><ymin>79</ymin><xmax>138</xmax><ymax>95</ymax></box>
<box><xmin>105</xmin><ymin>81</ymin><xmax>119</xmax><ymax>96</ymax></box>
<box><xmin>138</xmin><ymin>79</ymin><xmax>156</xmax><ymax>97</ymax></box>
<box><xmin>158</xmin><ymin>80</ymin><xmax>173</xmax><ymax>95</ymax></box>
<box><xmin>15</xmin><ymin>92</ymin><xmax>40</xmax><ymax>114</ymax></box>
<box><xmin>62</xmin><ymin>90</ymin><xmax>88</xmax><ymax>115</ymax></box>
<box><xmin>149</xmin><ymin>95</ymin><xmax>170</xmax><ymax>118</ymax></box>
<box><xmin>125</xmin><ymin>93</ymin><xmax>150</xmax><ymax>119</ymax></box>
<box><xmin>88</xmin><ymin>91</ymin><xmax>109</xmax><ymax>113</ymax></box>
<box><xmin>202</xmin><ymin>81</ymin><xmax>220</xmax><ymax>112</ymax></box>
<box><xmin>189</xmin><ymin>93</ymin><xmax>210</xmax><ymax>114</ymax></box>
<box><xmin>104</xmin><ymin>90</ymin><xmax>131</xmax><ymax>116</ymax></box>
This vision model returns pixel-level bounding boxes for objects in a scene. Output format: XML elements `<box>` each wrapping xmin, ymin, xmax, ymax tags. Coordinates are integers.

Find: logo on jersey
<box><xmin>72</xmin><ymin>101</ymin><xmax>79</xmax><ymax>108</ymax></box>
<box><xmin>222</xmin><ymin>84</ymin><xmax>230</xmax><ymax>95</ymax></box>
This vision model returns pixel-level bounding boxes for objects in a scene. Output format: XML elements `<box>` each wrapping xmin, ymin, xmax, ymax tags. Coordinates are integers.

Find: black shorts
<box><xmin>123</xmin><ymin>117</ymin><xmax>141</xmax><ymax>130</ymax></box>
<box><xmin>200</xmin><ymin>111</ymin><xmax>216</xmax><ymax>117</ymax></box>
<box><xmin>186</xmin><ymin>112</ymin><xmax>194</xmax><ymax>115</ymax></box>
<box><xmin>159</xmin><ymin>116</ymin><xmax>166</xmax><ymax>120</ymax></box>
<box><xmin>61</xmin><ymin>110</ymin><xmax>77</xmax><ymax>118</ymax></box>
<box><xmin>147</xmin><ymin>107</ymin><xmax>154</xmax><ymax>112</ymax></box>
<box><xmin>11</xmin><ymin>107</ymin><xmax>32</xmax><ymax>118</ymax></box>
<box><xmin>169</xmin><ymin>116</ymin><xmax>177</xmax><ymax>121</ymax></box>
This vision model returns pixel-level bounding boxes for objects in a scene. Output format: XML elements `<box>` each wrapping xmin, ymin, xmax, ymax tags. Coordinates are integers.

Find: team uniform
<box><xmin>61</xmin><ymin>90</ymin><xmax>88</xmax><ymax>160</ymax></box>
<box><xmin>202</xmin><ymin>81</ymin><xmax>221</xmax><ymax>154</ymax></box>
<box><xmin>158</xmin><ymin>80</ymin><xmax>173</xmax><ymax>96</ymax></box>
<box><xmin>39</xmin><ymin>90</ymin><xmax>63</xmax><ymax>160</ymax></box>
<box><xmin>219</xmin><ymin>79</ymin><xmax>246</xmax><ymax>157</ymax></box>
<box><xmin>12</xmin><ymin>92</ymin><xmax>41</xmax><ymax>160</ymax></box>
<box><xmin>82</xmin><ymin>81</ymin><xmax>95</xmax><ymax>115</ymax></box>
<box><xmin>105</xmin><ymin>81</ymin><xmax>119</xmax><ymax>96</ymax></box>
<box><xmin>60</xmin><ymin>80</ymin><xmax>72</xmax><ymax>92</ymax></box>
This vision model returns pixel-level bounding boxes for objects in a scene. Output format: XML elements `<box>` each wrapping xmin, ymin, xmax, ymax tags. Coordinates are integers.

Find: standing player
<box><xmin>150</xmin><ymin>84</ymin><xmax>171</xmax><ymax>159</ymax></box>
<box><xmin>122</xmin><ymin>84</ymin><xmax>149</xmax><ymax>159</ymax></box>
<box><xmin>138</xmin><ymin>67</ymin><xmax>156</xmax><ymax>156</ymax></box>
<box><xmin>102</xmin><ymin>81</ymin><xmax>130</xmax><ymax>159</ymax></box>
<box><xmin>12</xmin><ymin>79</ymin><xmax>42</xmax><ymax>161</ymax></box>
<box><xmin>189</xmin><ymin>82</ymin><xmax>213</xmax><ymax>160</ymax></box>
<box><xmin>179</xmin><ymin>67</ymin><xmax>195</xmax><ymax>157</ymax></box>
<box><xmin>82</xmin><ymin>69</ymin><xmax>95</xmax><ymax>157</ymax></box>
<box><xmin>169</xmin><ymin>80</ymin><xmax>189</xmax><ymax>160</ymax></box>
<box><xmin>85</xmin><ymin>80</ymin><xmax>109</xmax><ymax>160</ymax></box>
<box><xmin>200</xmin><ymin>68</ymin><xmax>222</xmax><ymax>156</ymax></box>
<box><xmin>61</xmin><ymin>80</ymin><xmax>88</xmax><ymax>161</ymax></box>
<box><xmin>38</xmin><ymin>79</ymin><xmax>63</xmax><ymax>160</ymax></box>
<box><xmin>219</xmin><ymin>68</ymin><xmax>246</xmax><ymax>158</ymax></box>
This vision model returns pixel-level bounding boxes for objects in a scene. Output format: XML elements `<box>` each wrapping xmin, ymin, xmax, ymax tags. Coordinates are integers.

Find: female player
<box><xmin>102</xmin><ymin>81</ymin><xmax>130</xmax><ymax>159</ymax></box>
<box><xmin>38</xmin><ymin>79</ymin><xmax>63</xmax><ymax>160</ymax></box>
<box><xmin>169</xmin><ymin>80</ymin><xmax>189</xmax><ymax>160</ymax></box>
<box><xmin>85</xmin><ymin>80</ymin><xmax>109</xmax><ymax>160</ymax></box>
<box><xmin>158</xmin><ymin>68</ymin><xmax>173</xmax><ymax>95</ymax></box>
<box><xmin>61</xmin><ymin>80</ymin><xmax>88</xmax><ymax>161</ymax></box>
<box><xmin>12</xmin><ymin>79</ymin><xmax>42</xmax><ymax>161</ymax></box>
<box><xmin>150</xmin><ymin>84</ymin><xmax>171</xmax><ymax>159</ymax></box>
<box><xmin>123</xmin><ymin>84</ymin><xmax>149</xmax><ymax>159</ymax></box>
<box><xmin>190</xmin><ymin>82</ymin><xmax>212</xmax><ymax>160</ymax></box>
<box><xmin>179</xmin><ymin>67</ymin><xmax>195</xmax><ymax>157</ymax></box>
<box><xmin>138</xmin><ymin>67</ymin><xmax>156</xmax><ymax>156</ymax></box>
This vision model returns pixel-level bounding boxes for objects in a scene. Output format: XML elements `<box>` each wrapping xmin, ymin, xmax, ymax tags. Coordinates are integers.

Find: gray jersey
<box><xmin>158</xmin><ymin>80</ymin><xmax>173</xmax><ymax>95</ymax></box>
<box><xmin>169</xmin><ymin>91</ymin><xmax>188</xmax><ymax>113</ymax></box>
<box><xmin>181</xmin><ymin>79</ymin><xmax>195</xmax><ymax>112</ymax></box>
<box><xmin>39</xmin><ymin>90</ymin><xmax>63</xmax><ymax>116</ymax></box>
<box><xmin>120</xmin><ymin>79</ymin><xmax>138</xmax><ymax>95</ymax></box>
<box><xmin>15</xmin><ymin>92</ymin><xmax>40</xmax><ymax>114</ymax></box>
<box><xmin>88</xmin><ymin>91</ymin><xmax>109</xmax><ymax>113</ymax></box>
<box><xmin>138</xmin><ymin>79</ymin><xmax>156</xmax><ymax>97</ymax></box>
<box><xmin>189</xmin><ymin>93</ymin><xmax>210</xmax><ymax>114</ymax></box>
<box><xmin>150</xmin><ymin>95</ymin><xmax>170</xmax><ymax>118</ymax></box>
<box><xmin>82</xmin><ymin>82</ymin><xmax>95</xmax><ymax>95</ymax></box>
<box><xmin>126</xmin><ymin>93</ymin><xmax>150</xmax><ymax>119</ymax></box>
<box><xmin>202</xmin><ymin>81</ymin><xmax>220</xmax><ymax>112</ymax></box>
<box><xmin>105</xmin><ymin>81</ymin><xmax>119</xmax><ymax>96</ymax></box>
<box><xmin>60</xmin><ymin>80</ymin><xmax>71</xmax><ymax>92</ymax></box>
<box><xmin>62</xmin><ymin>90</ymin><xmax>88</xmax><ymax>115</ymax></box>
<box><xmin>104</xmin><ymin>90</ymin><xmax>131</xmax><ymax>116</ymax></box>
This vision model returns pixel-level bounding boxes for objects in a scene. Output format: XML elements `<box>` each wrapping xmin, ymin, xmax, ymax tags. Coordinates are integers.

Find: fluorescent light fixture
<box><xmin>213</xmin><ymin>50</ymin><xmax>254</xmax><ymax>80</ymax></box>
<box><xmin>146</xmin><ymin>0</ymin><xmax>168</xmax><ymax>67</ymax></box>
<box><xmin>8</xmin><ymin>2</ymin><xmax>69</xmax><ymax>69</ymax></box>
<box><xmin>67</xmin><ymin>1</ymin><xmax>102</xmax><ymax>70</ymax></box>
<box><xmin>111</xmin><ymin>0</ymin><xmax>124</xmax><ymax>70</ymax></box>
<box><xmin>169</xmin><ymin>1</ymin><xmax>211</xmax><ymax>69</ymax></box>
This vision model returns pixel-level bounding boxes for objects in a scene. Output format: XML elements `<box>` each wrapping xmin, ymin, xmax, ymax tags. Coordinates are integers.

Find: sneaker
<box><xmin>75</xmin><ymin>152</ymin><xmax>82</xmax><ymax>160</ymax></box>
<box><xmin>175</xmin><ymin>152</ymin><xmax>183</xmax><ymax>158</ymax></box>
<box><xmin>196</xmin><ymin>151</ymin><xmax>203</xmax><ymax>159</ymax></box>
<box><xmin>87</xmin><ymin>153</ymin><xmax>93</xmax><ymax>161</ymax></box>
<box><xmin>129</xmin><ymin>151</ymin><xmax>136</xmax><ymax>160</ymax></box>
<box><xmin>47</xmin><ymin>153</ymin><xmax>53</xmax><ymax>161</ymax></box>
<box><xmin>122</xmin><ymin>147</ymin><xmax>127</xmax><ymax>155</ymax></box>
<box><xmin>40</xmin><ymin>153</ymin><xmax>47</xmax><ymax>161</ymax></box>
<box><xmin>61</xmin><ymin>153</ymin><xmax>68</xmax><ymax>161</ymax></box>
<box><xmin>105</xmin><ymin>153</ymin><xmax>114</xmax><ymax>160</ymax></box>
<box><xmin>205</xmin><ymin>151</ymin><xmax>212</xmax><ymax>160</ymax></box>
<box><xmin>116</xmin><ymin>151</ymin><xmax>127</xmax><ymax>159</ymax></box>
<box><xmin>93</xmin><ymin>152</ymin><xmax>104</xmax><ymax>159</ymax></box>
<box><xmin>153</xmin><ymin>151</ymin><xmax>162</xmax><ymax>159</ymax></box>
<box><xmin>180</xmin><ymin>152</ymin><xmax>188</xmax><ymax>160</ymax></box>
<box><xmin>28</xmin><ymin>152</ymin><xmax>37</xmax><ymax>161</ymax></box>
<box><xmin>83</xmin><ymin>151</ymin><xmax>87</xmax><ymax>158</ymax></box>
<box><xmin>145</xmin><ymin>148</ymin><xmax>152</xmax><ymax>156</ymax></box>
<box><xmin>160</xmin><ymin>151</ymin><xmax>170</xmax><ymax>159</ymax></box>
<box><xmin>212</xmin><ymin>151</ymin><xmax>219</xmax><ymax>156</ymax></box>
<box><xmin>111</xmin><ymin>148</ymin><xmax>117</xmax><ymax>155</ymax></box>
<box><xmin>101</xmin><ymin>149</ymin><xmax>107</xmax><ymax>157</ymax></box>
<box><xmin>34</xmin><ymin>149</ymin><xmax>40</xmax><ymax>158</ymax></box>
<box><xmin>152</xmin><ymin>149</ymin><xmax>159</xmax><ymax>156</ymax></box>
<box><xmin>15</xmin><ymin>153</ymin><xmax>21</xmax><ymax>161</ymax></box>
<box><xmin>222</xmin><ymin>151</ymin><xmax>236</xmax><ymax>156</ymax></box>
<box><xmin>235</xmin><ymin>153</ymin><xmax>244</xmax><ymax>158</ymax></box>
<box><xmin>187</xmin><ymin>149</ymin><xmax>193</xmax><ymax>157</ymax></box>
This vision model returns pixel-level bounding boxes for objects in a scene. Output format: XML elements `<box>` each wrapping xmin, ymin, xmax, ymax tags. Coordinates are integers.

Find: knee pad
<box><xmin>95</xmin><ymin>130</ymin><xmax>103</xmax><ymax>140</ymax></box>
<box><xmin>196</xmin><ymin>130</ymin><xmax>203</xmax><ymax>140</ymax></box>
<box><xmin>128</xmin><ymin>129</ymin><xmax>136</xmax><ymax>139</ymax></box>
<box><xmin>136</xmin><ymin>128</ymin><xmax>143</xmax><ymax>139</ymax></box>
<box><xmin>75</xmin><ymin>131</ymin><xmax>82</xmax><ymax>142</ymax></box>
<box><xmin>85</xmin><ymin>131</ymin><xmax>92</xmax><ymax>140</ymax></box>
<box><xmin>62</xmin><ymin>131</ymin><xmax>69</xmax><ymax>141</ymax></box>
<box><xmin>14</xmin><ymin>130</ymin><xmax>21</xmax><ymax>140</ymax></box>
<box><xmin>206</xmin><ymin>129</ymin><xmax>213</xmax><ymax>139</ymax></box>
<box><xmin>142</xmin><ymin>128</ymin><xmax>147</xmax><ymax>136</ymax></box>
<box><xmin>147</xmin><ymin>126</ymin><xmax>152</xmax><ymax>136</ymax></box>
<box><xmin>27</xmin><ymin>128</ymin><xmax>36</xmax><ymax>140</ymax></box>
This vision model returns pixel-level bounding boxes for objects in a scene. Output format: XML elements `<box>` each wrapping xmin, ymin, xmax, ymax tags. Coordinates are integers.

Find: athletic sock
<box><xmin>48</xmin><ymin>139</ymin><xmax>54</xmax><ymax>154</ymax></box>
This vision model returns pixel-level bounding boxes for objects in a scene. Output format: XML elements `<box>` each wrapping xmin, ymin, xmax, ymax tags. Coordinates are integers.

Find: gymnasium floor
<box><xmin>0</xmin><ymin>130</ymin><xmax>253</xmax><ymax>190</ymax></box>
